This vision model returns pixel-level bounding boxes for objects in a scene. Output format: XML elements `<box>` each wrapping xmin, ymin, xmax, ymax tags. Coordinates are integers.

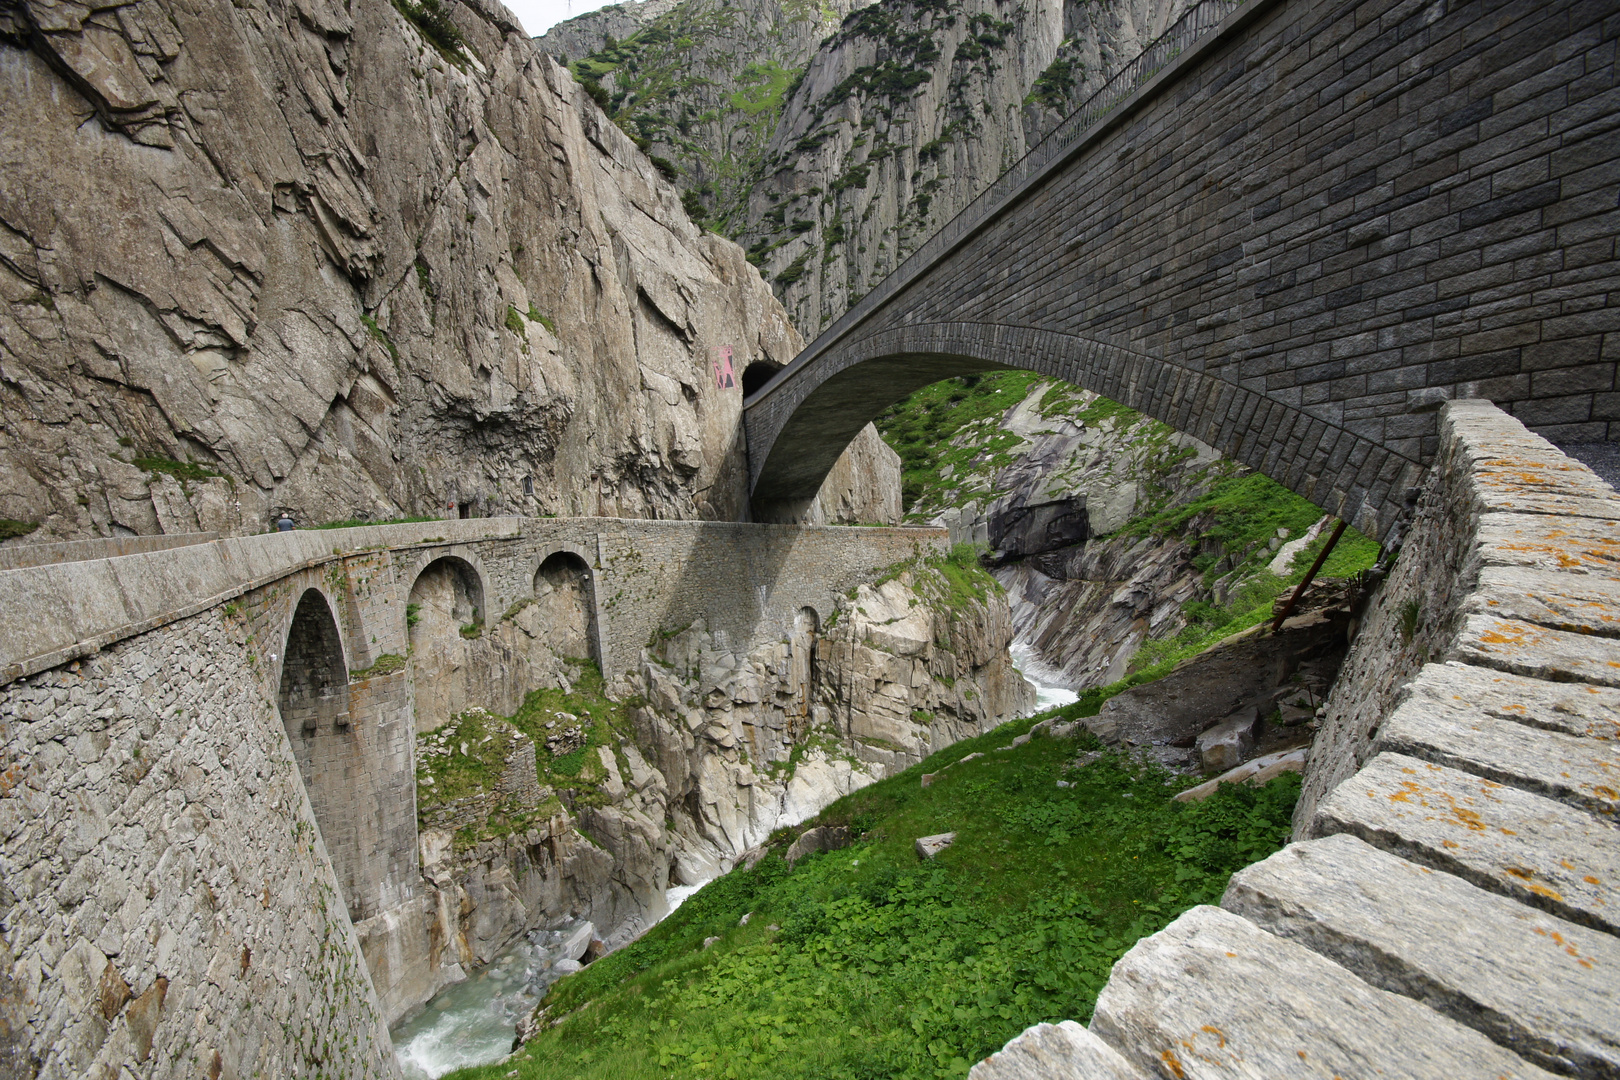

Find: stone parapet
<box><xmin>972</xmin><ymin>400</ymin><xmax>1620</xmax><ymax>1079</ymax></box>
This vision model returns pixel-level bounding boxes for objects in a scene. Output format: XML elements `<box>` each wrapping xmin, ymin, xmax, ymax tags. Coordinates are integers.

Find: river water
<box><xmin>390</xmin><ymin>879</ymin><xmax>713</xmax><ymax>1078</ymax></box>
<box><xmin>1012</xmin><ymin>641</ymin><xmax>1078</xmax><ymax>713</ymax></box>
<box><xmin>392</xmin><ymin>646</ymin><xmax>1068</xmax><ymax>1077</ymax></box>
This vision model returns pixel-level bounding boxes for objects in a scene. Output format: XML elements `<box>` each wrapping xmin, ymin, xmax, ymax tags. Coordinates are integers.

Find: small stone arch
<box><xmin>532</xmin><ymin>548</ymin><xmax>599</xmax><ymax>665</ymax></box>
<box><xmin>407</xmin><ymin>555</ymin><xmax>486</xmax><ymax>650</ymax></box>
<box><xmin>277</xmin><ymin>589</ymin><xmax>362</xmax><ymax>914</ymax></box>
<box><xmin>741</xmin><ymin>359</ymin><xmax>783</xmax><ymax>397</ymax></box>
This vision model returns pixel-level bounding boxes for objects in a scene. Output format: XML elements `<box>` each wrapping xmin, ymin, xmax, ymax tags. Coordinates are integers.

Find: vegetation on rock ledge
<box><xmin>452</xmin><ymin>706</ymin><xmax>1298</xmax><ymax>1080</ymax></box>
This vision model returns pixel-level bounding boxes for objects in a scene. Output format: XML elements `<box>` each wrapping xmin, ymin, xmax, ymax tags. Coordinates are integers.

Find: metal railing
<box><xmin>754</xmin><ymin>0</ymin><xmax>1250</xmax><ymax>400</ymax></box>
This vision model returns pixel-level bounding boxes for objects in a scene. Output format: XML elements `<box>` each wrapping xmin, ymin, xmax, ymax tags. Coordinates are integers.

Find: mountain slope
<box><xmin>0</xmin><ymin>0</ymin><xmax>895</xmax><ymax>542</ymax></box>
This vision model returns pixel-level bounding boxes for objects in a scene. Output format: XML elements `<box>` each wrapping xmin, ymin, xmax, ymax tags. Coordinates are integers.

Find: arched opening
<box><xmin>407</xmin><ymin>556</ymin><xmax>485</xmax><ymax>650</ymax></box>
<box><xmin>277</xmin><ymin>589</ymin><xmax>362</xmax><ymax>914</ymax></box>
<box><xmin>741</xmin><ymin>360</ymin><xmax>783</xmax><ymax>397</ymax></box>
<box><xmin>533</xmin><ymin>550</ymin><xmax>597</xmax><ymax>664</ymax></box>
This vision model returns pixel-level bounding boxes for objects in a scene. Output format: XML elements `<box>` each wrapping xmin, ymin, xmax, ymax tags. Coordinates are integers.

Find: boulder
<box><xmin>1196</xmin><ymin>707</ymin><xmax>1260</xmax><ymax>772</ymax></box>
<box><xmin>1173</xmin><ymin>746</ymin><xmax>1308</xmax><ymax>803</ymax></box>
<box><xmin>915</xmin><ymin>832</ymin><xmax>956</xmax><ymax>859</ymax></box>
<box><xmin>785</xmin><ymin>825</ymin><xmax>853</xmax><ymax>867</ymax></box>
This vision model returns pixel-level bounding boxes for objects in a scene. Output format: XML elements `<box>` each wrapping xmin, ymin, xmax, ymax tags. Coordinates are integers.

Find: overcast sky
<box><xmin>505</xmin><ymin>0</ymin><xmax>617</xmax><ymax>37</ymax></box>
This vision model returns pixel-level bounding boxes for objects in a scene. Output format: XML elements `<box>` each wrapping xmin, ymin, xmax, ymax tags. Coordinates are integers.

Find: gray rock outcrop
<box><xmin>0</xmin><ymin>0</ymin><xmax>897</xmax><ymax>542</ymax></box>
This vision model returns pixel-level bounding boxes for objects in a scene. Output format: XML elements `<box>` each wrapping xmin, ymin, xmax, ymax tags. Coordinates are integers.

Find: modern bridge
<box><xmin>744</xmin><ymin>0</ymin><xmax>1618</xmax><ymax>538</ymax></box>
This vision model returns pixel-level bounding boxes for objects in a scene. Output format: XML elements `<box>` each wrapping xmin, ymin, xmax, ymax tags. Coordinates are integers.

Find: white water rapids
<box><xmin>390</xmin><ymin>877</ymin><xmax>712</xmax><ymax>1078</ymax></box>
<box><xmin>1012</xmin><ymin>641</ymin><xmax>1078</xmax><ymax>713</ymax></box>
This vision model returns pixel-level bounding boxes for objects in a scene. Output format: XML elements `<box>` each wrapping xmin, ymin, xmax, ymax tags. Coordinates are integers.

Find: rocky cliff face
<box><xmin>387</xmin><ymin>552</ymin><xmax>1030</xmax><ymax>1019</ymax></box>
<box><xmin>536</xmin><ymin>0</ymin><xmax>874</xmax><ymax>235</ymax></box>
<box><xmin>875</xmin><ymin>374</ymin><xmax>1378</xmax><ymax>691</ymax></box>
<box><xmin>542</xmin><ymin>0</ymin><xmax>1188</xmax><ymax>336</ymax></box>
<box><xmin>0</xmin><ymin>0</ymin><xmax>896</xmax><ymax>543</ymax></box>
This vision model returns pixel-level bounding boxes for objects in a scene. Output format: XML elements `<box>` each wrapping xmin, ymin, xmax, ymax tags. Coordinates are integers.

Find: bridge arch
<box><xmin>277</xmin><ymin>588</ymin><xmax>364</xmax><ymax>914</ymax></box>
<box><xmin>746</xmin><ymin>322</ymin><xmax>1422</xmax><ymax>541</ymax></box>
<box><xmin>406</xmin><ymin>554</ymin><xmax>487</xmax><ymax>647</ymax></box>
<box><xmin>531</xmin><ymin>547</ymin><xmax>600</xmax><ymax>665</ymax></box>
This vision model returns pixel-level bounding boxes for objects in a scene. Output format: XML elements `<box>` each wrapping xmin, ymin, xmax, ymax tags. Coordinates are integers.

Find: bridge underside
<box><xmin>745</xmin><ymin>0</ymin><xmax>1619</xmax><ymax>539</ymax></box>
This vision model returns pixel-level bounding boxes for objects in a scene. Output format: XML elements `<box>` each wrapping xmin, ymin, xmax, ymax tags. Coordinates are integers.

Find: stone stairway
<box><xmin>972</xmin><ymin>401</ymin><xmax>1620</xmax><ymax>1079</ymax></box>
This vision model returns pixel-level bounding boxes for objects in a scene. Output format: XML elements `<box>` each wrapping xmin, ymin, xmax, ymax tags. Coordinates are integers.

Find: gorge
<box><xmin>1</xmin><ymin>0</ymin><xmax>1617</xmax><ymax>1075</ymax></box>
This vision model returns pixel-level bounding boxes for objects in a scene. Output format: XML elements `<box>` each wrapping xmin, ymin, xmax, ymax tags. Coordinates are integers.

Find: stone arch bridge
<box><xmin>746</xmin><ymin>0</ymin><xmax>1619</xmax><ymax>537</ymax></box>
<box><xmin>0</xmin><ymin>517</ymin><xmax>946</xmax><ymax>1064</ymax></box>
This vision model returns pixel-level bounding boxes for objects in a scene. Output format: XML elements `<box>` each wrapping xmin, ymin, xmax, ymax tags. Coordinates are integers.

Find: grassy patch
<box><xmin>455</xmin><ymin>711</ymin><xmax>1299</xmax><ymax>1080</ymax></box>
<box><xmin>416</xmin><ymin>661</ymin><xmax>637</xmax><ymax>846</ymax></box>
<box><xmin>0</xmin><ymin>519</ymin><xmax>39</xmax><ymax>541</ymax></box>
<box><xmin>349</xmin><ymin>654</ymin><xmax>407</xmax><ymax>679</ymax></box>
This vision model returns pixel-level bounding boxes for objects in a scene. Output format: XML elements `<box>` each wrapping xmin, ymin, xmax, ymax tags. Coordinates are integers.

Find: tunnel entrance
<box><xmin>741</xmin><ymin>360</ymin><xmax>782</xmax><ymax>397</ymax></box>
<box><xmin>534</xmin><ymin>550</ymin><xmax>597</xmax><ymax>664</ymax></box>
<box><xmin>277</xmin><ymin>589</ymin><xmax>363</xmax><ymax>915</ymax></box>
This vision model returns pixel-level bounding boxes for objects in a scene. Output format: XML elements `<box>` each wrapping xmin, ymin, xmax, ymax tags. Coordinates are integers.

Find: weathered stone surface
<box><xmin>0</xmin><ymin>0</ymin><xmax>897</xmax><ymax>543</ymax></box>
<box><xmin>1452</xmin><ymin>615</ymin><xmax>1620</xmax><ymax>689</ymax></box>
<box><xmin>1468</xmin><ymin>566</ymin><xmax>1620</xmax><ymax>638</ymax></box>
<box><xmin>1398</xmin><ymin>662</ymin><xmax>1620</xmax><ymax>743</ymax></box>
<box><xmin>968</xmin><ymin>1021</ymin><xmax>1146</xmax><ymax>1080</ymax></box>
<box><xmin>1196</xmin><ymin>708</ymin><xmax>1258</xmax><ymax>773</ymax></box>
<box><xmin>1174</xmin><ymin>746</ymin><xmax>1307</xmax><ymax>804</ymax></box>
<box><xmin>1297</xmin><ymin>404</ymin><xmax>1620</xmax><ymax>835</ymax></box>
<box><xmin>1223</xmin><ymin>834</ymin><xmax>1620</xmax><ymax>1079</ymax></box>
<box><xmin>1312</xmin><ymin>753</ymin><xmax>1620</xmax><ymax>935</ymax></box>
<box><xmin>1378</xmin><ymin>686</ymin><xmax>1620</xmax><ymax>817</ymax></box>
<box><xmin>785</xmin><ymin>825</ymin><xmax>853</xmax><ymax>867</ymax></box>
<box><xmin>915</xmin><ymin>832</ymin><xmax>956</xmax><ymax>859</ymax></box>
<box><xmin>1091</xmin><ymin>906</ymin><xmax>1559</xmax><ymax>1080</ymax></box>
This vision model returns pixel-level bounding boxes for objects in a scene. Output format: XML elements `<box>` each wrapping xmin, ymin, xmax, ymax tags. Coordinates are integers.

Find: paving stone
<box><xmin>1469</xmin><ymin>566</ymin><xmax>1620</xmax><ymax>637</ymax></box>
<box><xmin>1378</xmin><ymin>685</ymin><xmax>1620</xmax><ymax>815</ymax></box>
<box><xmin>1451</xmin><ymin>614</ymin><xmax>1620</xmax><ymax>688</ymax></box>
<box><xmin>1090</xmin><ymin>905</ymin><xmax>1559</xmax><ymax>1080</ymax></box>
<box><xmin>1473</xmin><ymin>513</ymin><xmax>1620</xmax><ymax>581</ymax></box>
<box><xmin>1399</xmin><ymin>662</ymin><xmax>1620</xmax><ymax>741</ymax></box>
<box><xmin>1312</xmin><ymin>752</ymin><xmax>1620</xmax><ymax>934</ymax></box>
<box><xmin>968</xmin><ymin>1021</ymin><xmax>1147</xmax><ymax>1080</ymax></box>
<box><xmin>1223</xmin><ymin>834</ymin><xmax>1620</xmax><ymax>1078</ymax></box>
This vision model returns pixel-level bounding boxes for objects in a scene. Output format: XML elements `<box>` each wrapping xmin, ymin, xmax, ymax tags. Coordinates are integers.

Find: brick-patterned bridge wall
<box><xmin>746</xmin><ymin>0</ymin><xmax>1619</xmax><ymax>540</ymax></box>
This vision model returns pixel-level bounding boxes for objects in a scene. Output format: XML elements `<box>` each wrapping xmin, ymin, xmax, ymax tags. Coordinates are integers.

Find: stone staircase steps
<box><xmin>1393</xmin><ymin>663</ymin><xmax>1620</xmax><ymax>746</ymax></box>
<box><xmin>1470</xmin><ymin>567</ymin><xmax>1620</xmax><ymax>637</ymax></box>
<box><xmin>1222</xmin><ymin>833</ymin><xmax>1620</xmax><ymax>1078</ymax></box>
<box><xmin>1087</xmin><ymin>905</ymin><xmax>1560</xmax><ymax>1079</ymax></box>
<box><xmin>968</xmin><ymin>404</ymin><xmax>1620</xmax><ymax>1080</ymax></box>
<box><xmin>1376</xmin><ymin>677</ymin><xmax>1620</xmax><ymax>817</ymax></box>
<box><xmin>1313</xmin><ymin>752</ymin><xmax>1620</xmax><ymax>935</ymax></box>
<box><xmin>1453</xmin><ymin>614</ymin><xmax>1620</xmax><ymax>688</ymax></box>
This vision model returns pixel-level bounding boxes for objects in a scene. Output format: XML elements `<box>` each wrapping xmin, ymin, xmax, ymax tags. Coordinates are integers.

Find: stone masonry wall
<box><xmin>748</xmin><ymin>0</ymin><xmax>1619</xmax><ymax>540</ymax></box>
<box><xmin>0</xmin><ymin>607</ymin><xmax>397</xmax><ymax>1080</ymax></box>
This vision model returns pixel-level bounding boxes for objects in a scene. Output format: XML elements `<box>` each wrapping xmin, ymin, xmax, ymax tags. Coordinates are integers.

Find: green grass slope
<box><xmin>449</xmin><ymin>707</ymin><xmax>1299</xmax><ymax>1080</ymax></box>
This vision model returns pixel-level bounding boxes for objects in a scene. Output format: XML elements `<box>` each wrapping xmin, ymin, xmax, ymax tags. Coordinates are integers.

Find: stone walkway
<box><xmin>973</xmin><ymin>401</ymin><xmax>1620</xmax><ymax>1079</ymax></box>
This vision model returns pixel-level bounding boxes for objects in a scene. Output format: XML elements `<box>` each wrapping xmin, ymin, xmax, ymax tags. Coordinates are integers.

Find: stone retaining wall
<box><xmin>974</xmin><ymin>399</ymin><xmax>1620</xmax><ymax>1078</ymax></box>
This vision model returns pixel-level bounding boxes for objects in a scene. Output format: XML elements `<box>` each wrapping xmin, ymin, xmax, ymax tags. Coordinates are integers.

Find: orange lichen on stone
<box><xmin>1200</xmin><ymin>1025</ymin><xmax>1227</xmax><ymax>1049</ymax></box>
<box><xmin>1160</xmin><ymin>1048</ymin><xmax>1188</xmax><ymax>1078</ymax></box>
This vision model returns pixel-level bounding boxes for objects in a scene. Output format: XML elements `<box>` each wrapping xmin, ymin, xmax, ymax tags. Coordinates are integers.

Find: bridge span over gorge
<box><xmin>745</xmin><ymin>0</ymin><xmax>1619</xmax><ymax>538</ymax></box>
